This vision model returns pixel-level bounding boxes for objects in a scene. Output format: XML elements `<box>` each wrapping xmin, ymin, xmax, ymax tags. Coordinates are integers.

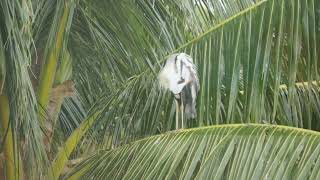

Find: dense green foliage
<box><xmin>0</xmin><ymin>0</ymin><xmax>319</xmax><ymax>179</ymax></box>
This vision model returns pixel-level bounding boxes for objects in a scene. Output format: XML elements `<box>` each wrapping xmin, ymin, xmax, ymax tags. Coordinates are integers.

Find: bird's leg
<box><xmin>180</xmin><ymin>93</ymin><xmax>184</xmax><ymax>129</ymax></box>
<box><xmin>174</xmin><ymin>98</ymin><xmax>180</xmax><ymax>130</ymax></box>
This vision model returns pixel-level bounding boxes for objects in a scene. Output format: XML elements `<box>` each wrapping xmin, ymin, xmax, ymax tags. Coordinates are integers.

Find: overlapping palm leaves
<box><xmin>0</xmin><ymin>0</ymin><xmax>319</xmax><ymax>179</ymax></box>
<box><xmin>72</xmin><ymin>0</ymin><xmax>320</xmax><ymax>151</ymax></box>
<box><xmin>67</xmin><ymin>124</ymin><xmax>320</xmax><ymax>180</ymax></box>
<box><xmin>0</xmin><ymin>0</ymin><xmax>48</xmax><ymax>178</ymax></box>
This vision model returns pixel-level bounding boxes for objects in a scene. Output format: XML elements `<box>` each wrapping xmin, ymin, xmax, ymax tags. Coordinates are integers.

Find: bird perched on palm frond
<box><xmin>158</xmin><ymin>53</ymin><xmax>199</xmax><ymax>129</ymax></box>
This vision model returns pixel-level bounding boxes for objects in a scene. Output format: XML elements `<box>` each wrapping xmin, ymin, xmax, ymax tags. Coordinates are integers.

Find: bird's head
<box><xmin>175</xmin><ymin>53</ymin><xmax>193</xmax><ymax>63</ymax></box>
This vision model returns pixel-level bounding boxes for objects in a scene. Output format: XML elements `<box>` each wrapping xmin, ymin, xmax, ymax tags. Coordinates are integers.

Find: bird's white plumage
<box><xmin>158</xmin><ymin>53</ymin><xmax>199</xmax><ymax>94</ymax></box>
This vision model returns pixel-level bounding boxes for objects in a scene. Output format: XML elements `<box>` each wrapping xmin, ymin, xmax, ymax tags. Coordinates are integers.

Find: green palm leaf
<box><xmin>67</xmin><ymin>124</ymin><xmax>320</xmax><ymax>180</ymax></box>
<box><xmin>0</xmin><ymin>0</ymin><xmax>48</xmax><ymax>177</ymax></box>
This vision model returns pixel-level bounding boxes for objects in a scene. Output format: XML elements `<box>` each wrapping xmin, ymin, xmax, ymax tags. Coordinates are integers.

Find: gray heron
<box><xmin>158</xmin><ymin>53</ymin><xmax>200</xmax><ymax>129</ymax></box>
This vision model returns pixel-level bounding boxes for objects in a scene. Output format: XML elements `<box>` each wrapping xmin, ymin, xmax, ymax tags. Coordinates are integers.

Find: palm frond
<box><xmin>67</xmin><ymin>124</ymin><xmax>320</xmax><ymax>180</ymax></box>
<box><xmin>0</xmin><ymin>0</ymin><xmax>48</xmax><ymax>177</ymax></box>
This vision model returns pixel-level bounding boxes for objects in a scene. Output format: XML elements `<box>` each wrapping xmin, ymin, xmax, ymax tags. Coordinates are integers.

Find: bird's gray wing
<box><xmin>181</xmin><ymin>83</ymin><xmax>197</xmax><ymax>119</ymax></box>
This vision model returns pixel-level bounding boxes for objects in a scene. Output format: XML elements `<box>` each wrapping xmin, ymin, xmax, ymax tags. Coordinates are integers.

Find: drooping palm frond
<box><xmin>186</xmin><ymin>0</ymin><xmax>320</xmax><ymax>127</ymax></box>
<box><xmin>0</xmin><ymin>0</ymin><xmax>48</xmax><ymax>177</ymax></box>
<box><xmin>67</xmin><ymin>124</ymin><xmax>320</xmax><ymax>180</ymax></box>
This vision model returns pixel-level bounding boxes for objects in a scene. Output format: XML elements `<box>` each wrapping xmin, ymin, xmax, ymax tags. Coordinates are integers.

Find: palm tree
<box><xmin>0</xmin><ymin>0</ymin><xmax>320</xmax><ymax>179</ymax></box>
